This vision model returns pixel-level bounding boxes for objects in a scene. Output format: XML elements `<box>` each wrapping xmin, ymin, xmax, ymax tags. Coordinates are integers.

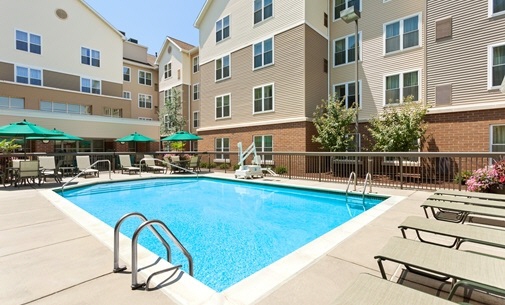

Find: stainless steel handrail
<box><xmin>345</xmin><ymin>172</ymin><xmax>356</xmax><ymax>196</ymax></box>
<box><xmin>61</xmin><ymin>159</ymin><xmax>111</xmax><ymax>194</ymax></box>
<box><xmin>363</xmin><ymin>172</ymin><xmax>372</xmax><ymax>196</ymax></box>
<box><xmin>139</xmin><ymin>157</ymin><xmax>198</xmax><ymax>177</ymax></box>
<box><xmin>131</xmin><ymin>219</ymin><xmax>193</xmax><ymax>290</ymax></box>
<box><xmin>113</xmin><ymin>212</ymin><xmax>172</xmax><ymax>273</ymax></box>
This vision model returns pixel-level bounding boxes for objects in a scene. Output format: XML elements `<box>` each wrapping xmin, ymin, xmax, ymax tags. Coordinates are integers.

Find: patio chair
<box><xmin>434</xmin><ymin>189</ymin><xmax>505</xmax><ymax>202</ymax></box>
<box><xmin>118</xmin><ymin>155</ymin><xmax>140</xmax><ymax>175</ymax></box>
<box><xmin>421</xmin><ymin>199</ymin><xmax>505</xmax><ymax>224</ymax></box>
<box><xmin>76</xmin><ymin>155</ymin><xmax>99</xmax><ymax>178</ymax></box>
<box><xmin>399</xmin><ymin>216</ymin><xmax>505</xmax><ymax>252</ymax></box>
<box><xmin>428</xmin><ymin>194</ymin><xmax>505</xmax><ymax>209</ymax></box>
<box><xmin>331</xmin><ymin>273</ymin><xmax>455</xmax><ymax>305</ymax></box>
<box><xmin>143</xmin><ymin>154</ymin><xmax>165</xmax><ymax>173</ymax></box>
<box><xmin>38</xmin><ymin>156</ymin><xmax>62</xmax><ymax>183</ymax></box>
<box><xmin>15</xmin><ymin>160</ymin><xmax>41</xmax><ymax>187</ymax></box>
<box><xmin>189</xmin><ymin>156</ymin><xmax>200</xmax><ymax>172</ymax></box>
<box><xmin>375</xmin><ymin>236</ymin><xmax>505</xmax><ymax>300</ymax></box>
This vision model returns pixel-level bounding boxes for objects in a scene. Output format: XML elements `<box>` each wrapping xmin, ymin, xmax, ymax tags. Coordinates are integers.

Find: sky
<box><xmin>85</xmin><ymin>0</ymin><xmax>207</xmax><ymax>55</ymax></box>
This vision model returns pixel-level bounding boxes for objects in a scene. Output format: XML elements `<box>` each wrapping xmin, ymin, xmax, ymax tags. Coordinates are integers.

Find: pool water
<box><xmin>60</xmin><ymin>177</ymin><xmax>384</xmax><ymax>292</ymax></box>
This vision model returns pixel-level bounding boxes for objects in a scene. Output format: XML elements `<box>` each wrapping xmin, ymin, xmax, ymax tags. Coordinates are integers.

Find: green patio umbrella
<box><xmin>161</xmin><ymin>131</ymin><xmax>202</xmax><ymax>142</ymax></box>
<box><xmin>26</xmin><ymin>128</ymin><xmax>83</xmax><ymax>141</ymax></box>
<box><xmin>115</xmin><ymin>132</ymin><xmax>155</xmax><ymax>152</ymax></box>
<box><xmin>0</xmin><ymin>119</ymin><xmax>56</xmax><ymax>152</ymax></box>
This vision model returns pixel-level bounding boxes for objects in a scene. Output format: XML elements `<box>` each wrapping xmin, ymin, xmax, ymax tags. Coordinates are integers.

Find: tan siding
<box><xmin>330</xmin><ymin>0</ymin><xmax>425</xmax><ymax>121</ymax></box>
<box><xmin>427</xmin><ymin>0</ymin><xmax>505</xmax><ymax>106</ymax></box>
<box><xmin>304</xmin><ymin>25</ymin><xmax>329</xmax><ymax>117</ymax></box>
<box><xmin>43</xmin><ymin>70</ymin><xmax>80</xmax><ymax>91</ymax></box>
<box><xmin>102</xmin><ymin>80</ymin><xmax>122</xmax><ymax>97</ymax></box>
<box><xmin>0</xmin><ymin>62</ymin><xmax>14</xmax><ymax>82</ymax></box>
<box><xmin>200</xmin><ymin>25</ymin><xmax>307</xmax><ymax>129</ymax></box>
<box><xmin>123</xmin><ymin>63</ymin><xmax>159</xmax><ymax>120</ymax></box>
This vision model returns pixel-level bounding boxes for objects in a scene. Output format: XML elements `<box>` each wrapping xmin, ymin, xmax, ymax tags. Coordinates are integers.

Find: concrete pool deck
<box><xmin>1</xmin><ymin>172</ymin><xmax>503</xmax><ymax>305</ymax></box>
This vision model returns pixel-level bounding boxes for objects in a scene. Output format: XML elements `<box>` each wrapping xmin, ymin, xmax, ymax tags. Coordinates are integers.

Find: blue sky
<box><xmin>85</xmin><ymin>0</ymin><xmax>207</xmax><ymax>55</ymax></box>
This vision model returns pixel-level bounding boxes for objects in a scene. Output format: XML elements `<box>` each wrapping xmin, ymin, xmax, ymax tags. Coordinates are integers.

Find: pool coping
<box><xmin>41</xmin><ymin>176</ymin><xmax>404</xmax><ymax>305</ymax></box>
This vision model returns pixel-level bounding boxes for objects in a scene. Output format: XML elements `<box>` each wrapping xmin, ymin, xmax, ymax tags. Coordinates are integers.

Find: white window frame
<box><xmin>253</xmin><ymin>37</ymin><xmax>274</xmax><ymax>70</ymax></box>
<box><xmin>123</xmin><ymin>91</ymin><xmax>131</xmax><ymax>99</ymax></box>
<box><xmin>193</xmin><ymin>83</ymin><xmax>200</xmax><ymax>101</ymax></box>
<box><xmin>163</xmin><ymin>114</ymin><xmax>173</xmax><ymax>131</ymax></box>
<box><xmin>215</xmin><ymin>138</ymin><xmax>230</xmax><ymax>161</ymax></box>
<box><xmin>193</xmin><ymin>56</ymin><xmax>199</xmax><ymax>73</ymax></box>
<box><xmin>383</xmin><ymin>70</ymin><xmax>421</xmax><ymax>105</ymax></box>
<box><xmin>333</xmin><ymin>0</ymin><xmax>362</xmax><ymax>22</ymax></box>
<box><xmin>164</xmin><ymin>62</ymin><xmax>172</xmax><ymax>79</ymax></box>
<box><xmin>40</xmin><ymin>101</ymin><xmax>91</xmax><ymax>115</ymax></box>
<box><xmin>138</xmin><ymin>94</ymin><xmax>152</xmax><ymax>109</ymax></box>
<box><xmin>123</xmin><ymin>66</ymin><xmax>130</xmax><ymax>82</ymax></box>
<box><xmin>104</xmin><ymin>107</ymin><xmax>122</xmax><ymax>118</ymax></box>
<box><xmin>0</xmin><ymin>96</ymin><xmax>25</xmax><ymax>109</ymax></box>
<box><xmin>15</xmin><ymin>30</ymin><xmax>41</xmax><ymax>54</ymax></box>
<box><xmin>81</xmin><ymin>47</ymin><xmax>100</xmax><ymax>67</ymax></box>
<box><xmin>253</xmin><ymin>0</ymin><xmax>274</xmax><ymax>25</ymax></box>
<box><xmin>332</xmin><ymin>32</ymin><xmax>362</xmax><ymax>67</ymax></box>
<box><xmin>138</xmin><ymin>117</ymin><xmax>152</xmax><ymax>121</ymax></box>
<box><xmin>489</xmin><ymin>0</ymin><xmax>505</xmax><ymax>17</ymax></box>
<box><xmin>333</xmin><ymin>81</ymin><xmax>362</xmax><ymax>109</ymax></box>
<box><xmin>164</xmin><ymin>89</ymin><xmax>172</xmax><ymax>103</ymax></box>
<box><xmin>383</xmin><ymin>13</ymin><xmax>422</xmax><ymax>55</ymax></box>
<box><xmin>216</xmin><ymin>15</ymin><xmax>230</xmax><ymax>43</ymax></box>
<box><xmin>383</xmin><ymin>139</ymin><xmax>421</xmax><ymax>166</ymax></box>
<box><xmin>488</xmin><ymin>42</ymin><xmax>505</xmax><ymax>89</ymax></box>
<box><xmin>491</xmin><ymin>124</ymin><xmax>505</xmax><ymax>152</ymax></box>
<box><xmin>80</xmin><ymin>77</ymin><xmax>101</xmax><ymax>94</ymax></box>
<box><xmin>15</xmin><ymin>65</ymin><xmax>42</xmax><ymax>86</ymax></box>
<box><xmin>138</xmin><ymin>70</ymin><xmax>152</xmax><ymax>86</ymax></box>
<box><xmin>215</xmin><ymin>54</ymin><xmax>231</xmax><ymax>81</ymax></box>
<box><xmin>253</xmin><ymin>135</ymin><xmax>274</xmax><ymax>163</ymax></box>
<box><xmin>193</xmin><ymin>111</ymin><xmax>199</xmax><ymax>128</ymax></box>
<box><xmin>215</xmin><ymin>93</ymin><xmax>231</xmax><ymax>119</ymax></box>
<box><xmin>253</xmin><ymin>83</ymin><xmax>275</xmax><ymax>114</ymax></box>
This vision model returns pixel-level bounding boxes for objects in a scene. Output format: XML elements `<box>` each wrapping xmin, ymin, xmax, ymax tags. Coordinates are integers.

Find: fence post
<box><xmin>318</xmin><ymin>155</ymin><xmax>322</xmax><ymax>182</ymax></box>
<box><xmin>458</xmin><ymin>156</ymin><xmax>462</xmax><ymax>191</ymax></box>
<box><xmin>399</xmin><ymin>156</ymin><xmax>404</xmax><ymax>190</ymax></box>
<box><xmin>288</xmin><ymin>154</ymin><xmax>292</xmax><ymax>180</ymax></box>
<box><xmin>368</xmin><ymin>157</ymin><xmax>373</xmax><ymax>193</ymax></box>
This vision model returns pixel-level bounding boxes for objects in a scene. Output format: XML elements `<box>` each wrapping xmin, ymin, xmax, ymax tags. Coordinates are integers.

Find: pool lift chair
<box><xmin>235</xmin><ymin>142</ymin><xmax>276</xmax><ymax>179</ymax></box>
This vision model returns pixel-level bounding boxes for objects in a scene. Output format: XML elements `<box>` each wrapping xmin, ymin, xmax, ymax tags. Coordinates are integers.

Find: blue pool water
<box><xmin>60</xmin><ymin>177</ymin><xmax>384</xmax><ymax>292</ymax></box>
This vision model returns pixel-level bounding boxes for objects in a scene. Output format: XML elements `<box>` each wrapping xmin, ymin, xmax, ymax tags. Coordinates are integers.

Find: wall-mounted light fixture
<box><xmin>120</xmin><ymin>142</ymin><xmax>126</xmax><ymax>145</ymax></box>
<box><xmin>42</xmin><ymin>139</ymin><xmax>50</xmax><ymax>144</ymax></box>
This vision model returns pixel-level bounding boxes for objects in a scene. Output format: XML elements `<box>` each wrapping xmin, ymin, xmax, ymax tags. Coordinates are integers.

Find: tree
<box><xmin>0</xmin><ymin>139</ymin><xmax>21</xmax><ymax>153</ymax></box>
<box><xmin>367</xmin><ymin>97</ymin><xmax>429</xmax><ymax>152</ymax></box>
<box><xmin>312</xmin><ymin>96</ymin><xmax>357</xmax><ymax>152</ymax></box>
<box><xmin>159</xmin><ymin>88</ymin><xmax>186</xmax><ymax>135</ymax></box>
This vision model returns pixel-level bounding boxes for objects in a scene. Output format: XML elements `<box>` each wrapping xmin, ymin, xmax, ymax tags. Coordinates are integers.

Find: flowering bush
<box><xmin>466</xmin><ymin>160</ymin><xmax>505</xmax><ymax>192</ymax></box>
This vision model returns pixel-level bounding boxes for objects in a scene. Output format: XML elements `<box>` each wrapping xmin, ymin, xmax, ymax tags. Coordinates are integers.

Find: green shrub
<box><xmin>233</xmin><ymin>164</ymin><xmax>240</xmax><ymax>170</ymax></box>
<box><xmin>454</xmin><ymin>170</ymin><xmax>473</xmax><ymax>185</ymax></box>
<box><xmin>207</xmin><ymin>162</ymin><xmax>217</xmax><ymax>169</ymax></box>
<box><xmin>219</xmin><ymin>163</ymin><xmax>229</xmax><ymax>170</ymax></box>
<box><xmin>200</xmin><ymin>162</ymin><xmax>208</xmax><ymax>169</ymax></box>
<box><xmin>275</xmin><ymin>166</ymin><xmax>288</xmax><ymax>175</ymax></box>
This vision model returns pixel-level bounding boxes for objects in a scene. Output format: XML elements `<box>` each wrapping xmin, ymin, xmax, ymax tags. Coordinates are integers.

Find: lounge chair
<box><xmin>428</xmin><ymin>194</ymin><xmax>505</xmax><ymax>208</ymax></box>
<box><xmin>118</xmin><ymin>155</ymin><xmax>140</xmax><ymax>175</ymax></box>
<box><xmin>435</xmin><ymin>189</ymin><xmax>505</xmax><ymax>202</ymax></box>
<box><xmin>331</xmin><ymin>273</ymin><xmax>456</xmax><ymax>305</ymax></box>
<box><xmin>399</xmin><ymin>216</ymin><xmax>505</xmax><ymax>251</ymax></box>
<box><xmin>375</xmin><ymin>236</ymin><xmax>505</xmax><ymax>300</ymax></box>
<box><xmin>15</xmin><ymin>160</ymin><xmax>41</xmax><ymax>187</ymax></box>
<box><xmin>189</xmin><ymin>156</ymin><xmax>200</xmax><ymax>172</ymax></box>
<box><xmin>143</xmin><ymin>154</ymin><xmax>165</xmax><ymax>173</ymax></box>
<box><xmin>421</xmin><ymin>200</ymin><xmax>505</xmax><ymax>223</ymax></box>
<box><xmin>76</xmin><ymin>155</ymin><xmax>99</xmax><ymax>178</ymax></box>
<box><xmin>38</xmin><ymin>156</ymin><xmax>62</xmax><ymax>183</ymax></box>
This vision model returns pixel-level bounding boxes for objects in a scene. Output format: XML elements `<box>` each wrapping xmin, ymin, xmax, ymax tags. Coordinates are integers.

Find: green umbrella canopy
<box><xmin>115</xmin><ymin>132</ymin><xmax>155</xmax><ymax>142</ymax></box>
<box><xmin>26</xmin><ymin>128</ymin><xmax>83</xmax><ymax>141</ymax></box>
<box><xmin>161</xmin><ymin>131</ymin><xmax>203</xmax><ymax>142</ymax></box>
<box><xmin>0</xmin><ymin>119</ymin><xmax>55</xmax><ymax>137</ymax></box>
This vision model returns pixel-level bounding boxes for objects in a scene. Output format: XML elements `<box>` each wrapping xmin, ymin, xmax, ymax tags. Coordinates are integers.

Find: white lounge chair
<box><xmin>118</xmin><ymin>155</ymin><xmax>140</xmax><ymax>175</ymax></box>
<box><xmin>38</xmin><ymin>156</ymin><xmax>62</xmax><ymax>183</ymax></box>
<box><xmin>143</xmin><ymin>154</ymin><xmax>165</xmax><ymax>173</ymax></box>
<box><xmin>76</xmin><ymin>155</ymin><xmax>99</xmax><ymax>178</ymax></box>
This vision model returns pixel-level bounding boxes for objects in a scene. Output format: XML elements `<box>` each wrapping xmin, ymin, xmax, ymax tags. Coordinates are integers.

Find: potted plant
<box><xmin>466</xmin><ymin>159</ymin><xmax>505</xmax><ymax>193</ymax></box>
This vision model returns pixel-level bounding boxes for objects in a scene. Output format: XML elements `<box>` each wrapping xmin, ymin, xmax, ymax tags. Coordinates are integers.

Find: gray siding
<box><xmin>43</xmin><ymin>70</ymin><xmax>80</xmax><ymax>91</ymax></box>
<box><xmin>304</xmin><ymin>24</ymin><xmax>329</xmax><ymax>117</ymax></box>
<box><xmin>0</xmin><ymin>62</ymin><xmax>14</xmax><ymax>82</ymax></box>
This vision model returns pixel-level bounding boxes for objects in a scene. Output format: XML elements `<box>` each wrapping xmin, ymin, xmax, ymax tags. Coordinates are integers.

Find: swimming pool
<box><xmin>58</xmin><ymin>177</ymin><xmax>385</xmax><ymax>292</ymax></box>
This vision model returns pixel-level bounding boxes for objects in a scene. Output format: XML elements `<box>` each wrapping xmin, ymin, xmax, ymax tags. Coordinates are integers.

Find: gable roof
<box><xmin>154</xmin><ymin>36</ymin><xmax>198</xmax><ymax>65</ymax></box>
<box><xmin>194</xmin><ymin>0</ymin><xmax>213</xmax><ymax>28</ymax></box>
<box><xmin>80</xmin><ymin>0</ymin><xmax>125</xmax><ymax>40</ymax></box>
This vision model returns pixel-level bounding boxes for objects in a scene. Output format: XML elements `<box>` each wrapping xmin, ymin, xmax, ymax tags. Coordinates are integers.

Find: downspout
<box><xmin>327</xmin><ymin>0</ymin><xmax>331</xmax><ymax>99</ymax></box>
<box><xmin>424</xmin><ymin>0</ymin><xmax>428</xmax><ymax>106</ymax></box>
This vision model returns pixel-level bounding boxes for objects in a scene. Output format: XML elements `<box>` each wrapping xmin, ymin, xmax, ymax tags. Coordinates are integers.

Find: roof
<box><xmin>80</xmin><ymin>0</ymin><xmax>125</xmax><ymax>40</ymax></box>
<box><xmin>167</xmin><ymin>36</ymin><xmax>195</xmax><ymax>52</ymax></box>
<box><xmin>194</xmin><ymin>0</ymin><xmax>213</xmax><ymax>28</ymax></box>
<box><xmin>154</xmin><ymin>36</ymin><xmax>198</xmax><ymax>65</ymax></box>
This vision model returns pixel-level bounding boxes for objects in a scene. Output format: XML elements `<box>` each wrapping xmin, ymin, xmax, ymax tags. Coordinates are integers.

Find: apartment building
<box><xmin>0</xmin><ymin>0</ymin><xmax>160</xmax><ymax>153</ymax></box>
<box><xmin>194</xmin><ymin>0</ymin><xmax>329</xmax><ymax>161</ymax></box>
<box><xmin>426</xmin><ymin>0</ymin><xmax>505</xmax><ymax>152</ymax></box>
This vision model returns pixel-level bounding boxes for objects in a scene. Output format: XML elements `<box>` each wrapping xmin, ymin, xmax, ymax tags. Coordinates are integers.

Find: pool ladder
<box><xmin>345</xmin><ymin>172</ymin><xmax>373</xmax><ymax>198</ymax></box>
<box><xmin>113</xmin><ymin>212</ymin><xmax>193</xmax><ymax>290</ymax></box>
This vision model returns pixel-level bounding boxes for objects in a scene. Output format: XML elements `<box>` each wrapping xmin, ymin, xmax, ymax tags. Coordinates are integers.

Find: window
<box><xmin>193</xmin><ymin>111</ymin><xmax>199</xmax><ymax>128</ymax></box>
<box><xmin>123</xmin><ymin>91</ymin><xmax>131</xmax><ymax>99</ymax></box>
<box><xmin>164</xmin><ymin>89</ymin><xmax>172</xmax><ymax>103</ymax></box>
<box><xmin>216</xmin><ymin>94</ymin><xmax>231</xmax><ymax>119</ymax></box>
<box><xmin>193</xmin><ymin>83</ymin><xmax>200</xmax><ymax>100</ymax></box>
<box><xmin>81</xmin><ymin>78</ymin><xmax>101</xmax><ymax>94</ymax></box>
<box><xmin>491</xmin><ymin>0</ymin><xmax>505</xmax><ymax>15</ymax></box>
<box><xmin>40</xmin><ymin>101</ymin><xmax>91</xmax><ymax>115</ymax></box>
<box><xmin>164</xmin><ymin>62</ymin><xmax>172</xmax><ymax>79</ymax></box>
<box><xmin>492</xmin><ymin>125</ymin><xmax>505</xmax><ymax>152</ymax></box>
<box><xmin>253</xmin><ymin>38</ymin><xmax>273</xmax><ymax>69</ymax></box>
<box><xmin>164</xmin><ymin>114</ymin><xmax>173</xmax><ymax>131</ymax></box>
<box><xmin>0</xmin><ymin>96</ymin><xmax>24</xmax><ymax>109</ymax></box>
<box><xmin>254</xmin><ymin>0</ymin><xmax>273</xmax><ymax>24</ymax></box>
<box><xmin>215</xmin><ymin>138</ymin><xmax>230</xmax><ymax>160</ymax></box>
<box><xmin>253</xmin><ymin>84</ymin><xmax>274</xmax><ymax>113</ymax></box>
<box><xmin>216</xmin><ymin>55</ymin><xmax>230</xmax><ymax>81</ymax></box>
<box><xmin>193</xmin><ymin>56</ymin><xmax>199</xmax><ymax>73</ymax></box>
<box><xmin>16</xmin><ymin>66</ymin><xmax>41</xmax><ymax>86</ymax></box>
<box><xmin>138</xmin><ymin>94</ymin><xmax>152</xmax><ymax>109</ymax></box>
<box><xmin>333</xmin><ymin>32</ymin><xmax>361</xmax><ymax>66</ymax></box>
<box><xmin>104</xmin><ymin>107</ymin><xmax>122</xmax><ymax>118</ymax></box>
<box><xmin>254</xmin><ymin>135</ymin><xmax>273</xmax><ymax>162</ymax></box>
<box><xmin>16</xmin><ymin>30</ymin><xmax>41</xmax><ymax>54</ymax></box>
<box><xmin>123</xmin><ymin>67</ymin><xmax>130</xmax><ymax>82</ymax></box>
<box><xmin>385</xmin><ymin>14</ymin><xmax>420</xmax><ymax>54</ymax></box>
<box><xmin>490</xmin><ymin>43</ymin><xmax>505</xmax><ymax>88</ymax></box>
<box><xmin>81</xmin><ymin>47</ymin><xmax>100</xmax><ymax>67</ymax></box>
<box><xmin>138</xmin><ymin>70</ymin><xmax>152</xmax><ymax>86</ymax></box>
<box><xmin>385</xmin><ymin>71</ymin><xmax>419</xmax><ymax>105</ymax></box>
<box><xmin>216</xmin><ymin>15</ymin><xmax>230</xmax><ymax>42</ymax></box>
<box><xmin>334</xmin><ymin>81</ymin><xmax>361</xmax><ymax>109</ymax></box>
<box><xmin>334</xmin><ymin>0</ymin><xmax>361</xmax><ymax>20</ymax></box>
